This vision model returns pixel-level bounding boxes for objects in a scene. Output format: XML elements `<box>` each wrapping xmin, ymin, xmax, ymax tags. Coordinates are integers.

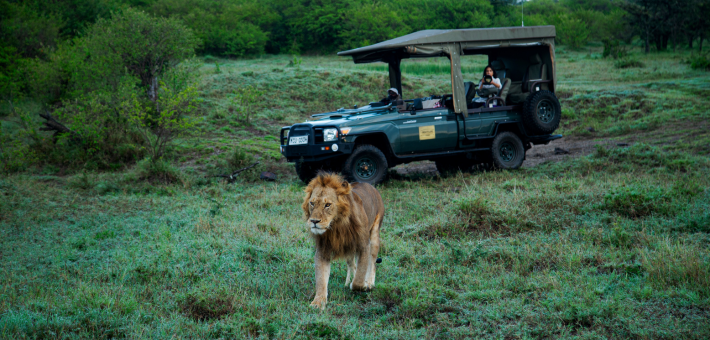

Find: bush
<box><xmin>128</xmin><ymin>82</ymin><xmax>200</xmax><ymax>161</ymax></box>
<box><xmin>133</xmin><ymin>158</ymin><xmax>182</xmax><ymax>184</ymax></box>
<box><xmin>149</xmin><ymin>0</ymin><xmax>272</xmax><ymax>57</ymax></box>
<box><xmin>602</xmin><ymin>39</ymin><xmax>628</xmax><ymax>59</ymax></box>
<box><xmin>230</xmin><ymin>85</ymin><xmax>264</xmax><ymax>124</ymax></box>
<box><xmin>227</xmin><ymin>146</ymin><xmax>255</xmax><ymax>170</ymax></box>
<box><xmin>688</xmin><ymin>53</ymin><xmax>710</xmax><ymax>71</ymax></box>
<box><xmin>555</xmin><ymin>13</ymin><xmax>590</xmax><ymax>48</ymax></box>
<box><xmin>614</xmin><ymin>57</ymin><xmax>644</xmax><ymax>69</ymax></box>
<box><xmin>15</xmin><ymin>8</ymin><xmax>201</xmax><ymax>171</ymax></box>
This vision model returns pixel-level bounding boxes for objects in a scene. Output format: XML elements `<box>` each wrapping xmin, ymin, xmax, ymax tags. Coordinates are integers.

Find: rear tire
<box><xmin>490</xmin><ymin>132</ymin><xmax>525</xmax><ymax>170</ymax></box>
<box><xmin>522</xmin><ymin>90</ymin><xmax>561</xmax><ymax>135</ymax></box>
<box><xmin>342</xmin><ymin>145</ymin><xmax>388</xmax><ymax>185</ymax></box>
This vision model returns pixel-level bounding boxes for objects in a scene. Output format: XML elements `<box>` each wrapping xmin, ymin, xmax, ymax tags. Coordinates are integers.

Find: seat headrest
<box><xmin>490</xmin><ymin>60</ymin><xmax>505</xmax><ymax>70</ymax></box>
<box><xmin>529</xmin><ymin>54</ymin><xmax>542</xmax><ymax>65</ymax></box>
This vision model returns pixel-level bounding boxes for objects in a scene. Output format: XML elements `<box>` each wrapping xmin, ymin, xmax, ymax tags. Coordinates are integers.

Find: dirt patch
<box><xmin>522</xmin><ymin>136</ymin><xmax>625</xmax><ymax>168</ymax></box>
<box><xmin>392</xmin><ymin>136</ymin><xmax>626</xmax><ymax>177</ymax></box>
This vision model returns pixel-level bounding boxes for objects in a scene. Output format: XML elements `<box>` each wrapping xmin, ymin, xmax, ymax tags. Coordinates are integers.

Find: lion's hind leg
<box><xmin>345</xmin><ymin>254</ymin><xmax>357</xmax><ymax>287</ymax></box>
<box><xmin>364</xmin><ymin>213</ymin><xmax>382</xmax><ymax>289</ymax></box>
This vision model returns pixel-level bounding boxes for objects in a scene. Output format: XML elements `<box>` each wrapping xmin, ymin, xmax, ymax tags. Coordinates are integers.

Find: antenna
<box><xmin>522</xmin><ymin>0</ymin><xmax>524</xmax><ymax>27</ymax></box>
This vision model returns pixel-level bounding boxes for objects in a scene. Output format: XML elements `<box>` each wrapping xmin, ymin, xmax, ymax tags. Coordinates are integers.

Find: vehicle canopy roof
<box><xmin>338</xmin><ymin>26</ymin><xmax>556</xmax><ymax>116</ymax></box>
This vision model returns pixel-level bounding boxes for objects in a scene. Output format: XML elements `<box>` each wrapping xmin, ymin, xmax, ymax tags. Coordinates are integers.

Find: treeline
<box><xmin>4</xmin><ymin>1</ymin><xmax>710</xmax><ymax>58</ymax></box>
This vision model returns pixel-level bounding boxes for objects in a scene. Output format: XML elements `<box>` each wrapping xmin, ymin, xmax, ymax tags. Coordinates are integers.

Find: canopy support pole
<box><xmin>388</xmin><ymin>59</ymin><xmax>402</xmax><ymax>99</ymax></box>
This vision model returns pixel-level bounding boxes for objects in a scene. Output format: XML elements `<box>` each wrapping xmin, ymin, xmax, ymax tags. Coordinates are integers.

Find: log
<box><xmin>39</xmin><ymin>110</ymin><xmax>81</xmax><ymax>142</ymax></box>
<box><xmin>212</xmin><ymin>162</ymin><xmax>260</xmax><ymax>183</ymax></box>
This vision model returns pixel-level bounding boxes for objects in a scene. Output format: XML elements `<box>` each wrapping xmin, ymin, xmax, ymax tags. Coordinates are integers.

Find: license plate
<box><xmin>289</xmin><ymin>135</ymin><xmax>308</xmax><ymax>145</ymax></box>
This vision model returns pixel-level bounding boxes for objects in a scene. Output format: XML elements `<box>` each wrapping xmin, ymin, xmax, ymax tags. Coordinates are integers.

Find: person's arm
<box><xmin>493</xmin><ymin>78</ymin><xmax>501</xmax><ymax>89</ymax></box>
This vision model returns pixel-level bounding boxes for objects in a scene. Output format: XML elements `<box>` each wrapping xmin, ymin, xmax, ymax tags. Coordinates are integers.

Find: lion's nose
<box><xmin>309</xmin><ymin>219</ymin><xmax>321</xmax><ymax>225</ymax></box>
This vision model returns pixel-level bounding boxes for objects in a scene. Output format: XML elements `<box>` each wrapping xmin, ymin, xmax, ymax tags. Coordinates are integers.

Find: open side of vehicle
<box><xmin>280</xmin><ymin>26</ymin><xmax>562</xmax><ymax>185</ymax></box>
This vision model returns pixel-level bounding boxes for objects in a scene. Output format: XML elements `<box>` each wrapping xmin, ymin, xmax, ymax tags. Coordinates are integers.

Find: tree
<box><xmin>82</xmin><ymin>8</ymin><xmax>200</xmax><ymax>103</ymax></box>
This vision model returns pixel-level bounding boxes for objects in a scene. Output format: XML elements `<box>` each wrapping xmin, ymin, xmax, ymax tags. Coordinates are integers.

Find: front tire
<box><xmin>295</xmin><ymin>161</ymin><xmax>325</xmax><ymax>183</ymax></box>
<box><xmin>342</xmin><ymin>145</ymin><xmax>388</xmax><ymax>185</ymax></box>
<box><xmin>490</xmin><ymin>132</ymin><xmax>525</xmax><ymax>170</ymax></box>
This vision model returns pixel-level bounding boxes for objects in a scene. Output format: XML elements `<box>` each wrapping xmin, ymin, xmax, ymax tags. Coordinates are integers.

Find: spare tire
<box><xmin>522</xmin><ymin>90</ymin><xmax>561</xmax><ymax>135</ymax></box>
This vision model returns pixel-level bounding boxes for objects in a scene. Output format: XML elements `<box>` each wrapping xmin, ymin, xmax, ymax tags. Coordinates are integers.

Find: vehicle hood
<box><xmin>300</xmin><ymin>106</ymin><xmax>393</xmax><ymax>127</ymax></box>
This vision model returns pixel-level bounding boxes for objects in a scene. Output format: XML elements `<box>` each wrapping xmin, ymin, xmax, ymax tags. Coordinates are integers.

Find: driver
<box><xmin>379</xmin><ymin>88</ymin><xmax>400</xmax><ymax>105</ymax></box>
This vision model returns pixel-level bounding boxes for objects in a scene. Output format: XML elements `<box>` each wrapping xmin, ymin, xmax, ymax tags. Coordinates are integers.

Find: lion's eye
<box><xmin>325</xmin><ymin>203</ymin><xmax>331</xmax><ymax>208</ymax></box>
<box><xmin>309</xmin><ymin>201</ymin><xmax>314</xmax><ymax>206</ymax></box>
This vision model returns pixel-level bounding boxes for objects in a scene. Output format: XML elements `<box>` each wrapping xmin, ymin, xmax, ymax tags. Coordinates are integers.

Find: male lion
<box><xmin>302</xmin><ymin>172</ymin><xmax>384</xmax><ymax>309</ymax></box>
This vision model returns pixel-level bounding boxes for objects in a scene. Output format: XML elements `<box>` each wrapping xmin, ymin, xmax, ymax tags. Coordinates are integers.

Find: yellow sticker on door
<box><xmin>419</xmin><ymin>125</ymin><xmax>435</xmax><ymax>140</ymax></box>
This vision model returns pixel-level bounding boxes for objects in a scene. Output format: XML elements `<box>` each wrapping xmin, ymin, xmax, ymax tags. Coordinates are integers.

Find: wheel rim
<box><xmin>355</xmin><ymin>157</ymin><xmax>377</xmax><ymax>180</ymax></box>
<box><xmin>537</xmin><ymin>99</ymin><xmax>555</xmax><ymax>123</ymax></box>
<box><xmin>500</xmin><ymin>142</ymin><xmax>516</xmax><ymax>162</ymax></box>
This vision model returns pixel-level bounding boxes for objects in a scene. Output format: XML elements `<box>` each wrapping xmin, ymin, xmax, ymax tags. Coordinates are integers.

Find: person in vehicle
<box><xmin>478</xmin><ymin>65</ymin><xmax>501</xmax><ymax>91</ymax></box>
<box><xmin>379</xmin><ymin>88</ymin><xmax>400</xmax><ymax>105</ymax></box>
<box><xmin>474</xmin><ymin>65</ymin><xmax>502</xmax><ymax>106</ymax></box>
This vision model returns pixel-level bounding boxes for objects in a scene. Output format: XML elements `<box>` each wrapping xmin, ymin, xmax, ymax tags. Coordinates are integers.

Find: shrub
<box><xmin>133</xmin><ymin>158</ymin><xmax>182</xmax><ymax>184</ymax></box>
<box><xmin>128</xmin><ymin>82</ymin><xmax>200</xmax><ymax>161</ymax></box>
<box><xmin>227</xmin><ymin>146</ymin><xmax>255</xmax><ymax>170</ymax></box>
<box><xmin>602</xmin><ymin>39</ymin><xmax>628</xmax><ymax>59</ymax></box>
<box><xmin>688</xmin><ymin>53</ymin><xmax>710</xmax><ymax>71</ymax></box>
<box><xmin>555</xmin><ymin>14</ymin><xmax>590</xmax><ymax>48</ymax></box>
<box><xmin>230</xmin><ymin>85</ymin><xmax>264</xmax><ymax>124</ymax></box>
<box><xmin>614</xmin><ymin>57</ymin><xmax>644</xmax><ymax>69</ymax></box>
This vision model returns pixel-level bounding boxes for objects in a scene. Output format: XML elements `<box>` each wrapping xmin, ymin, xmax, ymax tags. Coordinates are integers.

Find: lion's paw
<box><xmin>310</xmin><ymin>296</ymin><xmax>327</xmax><ymax>310</ymax></box>
<box><xmin>350</xmin><ymin>282</ymin><xmax>370</xmax><ymax>292</ymax></box>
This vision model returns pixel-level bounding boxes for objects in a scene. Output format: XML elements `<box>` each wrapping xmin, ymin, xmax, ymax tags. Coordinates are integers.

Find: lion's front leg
<box><xmin>310</xmin><ymin>251</ymin><xmax>331</xmax><ymax>310</ymax></box>
<box><xmin>344</xmin><ymin>254</ymin><xmax>357</xmax><ymax>287</ymax></box>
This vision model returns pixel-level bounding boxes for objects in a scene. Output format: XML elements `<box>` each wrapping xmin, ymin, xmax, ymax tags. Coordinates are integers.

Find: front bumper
<box><xmin>280</xmin><ymin>125</ymin><xmax>355</xmax><ymax>162</ymax></box>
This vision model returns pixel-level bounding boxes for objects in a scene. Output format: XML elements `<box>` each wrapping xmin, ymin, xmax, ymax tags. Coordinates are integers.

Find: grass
<box><xmin>1</xmin><ymin>45</ymin><xmax>710</xmax><ymax>338</ymax></box>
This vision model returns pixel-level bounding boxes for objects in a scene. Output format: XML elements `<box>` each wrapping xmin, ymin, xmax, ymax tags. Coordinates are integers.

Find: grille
<box><xmin>288</xmin><ymin>145</ymin><xmax>309</xmax><ymax>156</ymax></box>
<box><xmin>314</xmin><ymin>128</ymin><xmax>324</xmax><ymax>144</ymax></box>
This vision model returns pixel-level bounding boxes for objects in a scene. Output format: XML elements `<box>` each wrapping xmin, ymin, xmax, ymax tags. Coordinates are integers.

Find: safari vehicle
<box><xmin>280</xmin><ymin>26</ymin><xmax>562</xmax><ymax>185</ymax></box>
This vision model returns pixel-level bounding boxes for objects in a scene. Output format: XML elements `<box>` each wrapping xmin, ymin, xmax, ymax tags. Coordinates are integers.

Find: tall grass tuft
<box><xmin>641</xmin><ymin>238</ymin><xmax>710</xmax><ymax>295</ymax></box>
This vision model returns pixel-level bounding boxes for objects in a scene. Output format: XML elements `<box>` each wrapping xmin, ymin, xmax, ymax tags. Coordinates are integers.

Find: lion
<box><xmin>302</xmin><ymin>172</ymin><xmax>385</xmax><ymax>309</ymax></box>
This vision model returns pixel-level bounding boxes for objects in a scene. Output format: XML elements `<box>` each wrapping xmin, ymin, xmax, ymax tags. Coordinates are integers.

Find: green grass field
<box><xmin>1</xmin><ymin>46</ymin><xmax>710</xmax><ymax>339</ymax></box>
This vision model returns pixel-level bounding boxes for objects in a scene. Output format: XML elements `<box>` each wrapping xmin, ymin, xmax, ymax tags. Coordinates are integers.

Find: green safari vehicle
<box><xmin>280</xmin><ymin>26</ymin><xmax>562</xmax><ymax>185</ymax></box>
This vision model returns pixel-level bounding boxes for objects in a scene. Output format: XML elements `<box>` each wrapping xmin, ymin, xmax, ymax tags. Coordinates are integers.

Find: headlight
<box><xmin>323</xmin><ymin>128</ymin><xmax>338</xmax><ymax>141</ymax></box>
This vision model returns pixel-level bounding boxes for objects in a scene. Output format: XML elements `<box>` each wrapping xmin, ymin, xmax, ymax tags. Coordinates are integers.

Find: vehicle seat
<box><xmin>498</xmin><ymin>78</ymin><xmax>511</xmax><ymax>104</ymax></box>
<box><xmin>491</xmin><ymin>60</ymin><xmax>506</xmax><ymax>80</ymax></box>
<box><xmin>522</xmin><ymin>54</ymin><xmax>547</xmax><ymax>92</ymax></box>
<box><xmin>464</xmin><ymin>81</ymin><xmax>476</xmax><ymax>104</ymax></box>
<box><xmin>508</xmin><ymin>54</ymin><xmax>548</xmax><ymax>104</ymax></box>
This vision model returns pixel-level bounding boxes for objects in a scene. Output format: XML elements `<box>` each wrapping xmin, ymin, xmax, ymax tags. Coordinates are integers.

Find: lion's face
<box><xmin>302</xmin><ymin>173</ymin><xmax>352</xmax><ymax>235</ymax></box>
<box><xmin>305</xmin><ymin>186</ymin><xmax>340</xmax><ymax>234</ymax></box>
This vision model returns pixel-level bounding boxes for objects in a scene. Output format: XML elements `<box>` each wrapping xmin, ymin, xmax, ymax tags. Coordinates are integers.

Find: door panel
<box><xmin>394</xmin><ymin>110</ymin><xmax>457</xmax><ymax>154</ymax></box>
<box><xmin>458</xmin><ymin>112</ymin><xmax>482</xmax><ymax>137</ymax></box>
